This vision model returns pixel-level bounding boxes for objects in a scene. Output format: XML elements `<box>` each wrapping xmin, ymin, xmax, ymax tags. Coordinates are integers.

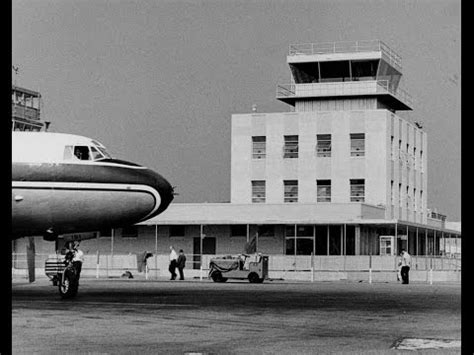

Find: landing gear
<box><xmin>58</xmin><ymin>265</ymin><xmax>79</xmax><ymax>299</ymax></box>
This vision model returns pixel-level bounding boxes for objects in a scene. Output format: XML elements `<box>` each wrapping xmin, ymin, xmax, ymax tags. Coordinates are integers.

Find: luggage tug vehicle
<box><xmin>208</xmin><ymin>253</ymin><xmax>269</xmax><ymax>283</ymax></box>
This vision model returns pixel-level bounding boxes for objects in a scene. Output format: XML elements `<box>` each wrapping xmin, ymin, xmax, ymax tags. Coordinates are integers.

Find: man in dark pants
<box><xmin>177</xmin><ymin>249</ymin><xmax>187</xmax><ymax>280</ymax></box>
<box><xmin>168</xmin><ymin>246</ymin><xmax>178</xmax><ymax>280</ymax></box>
<box><xmin>400</xmin><ymin>249</ymin><xmax>411</xmax><ymax>284</ymax></box>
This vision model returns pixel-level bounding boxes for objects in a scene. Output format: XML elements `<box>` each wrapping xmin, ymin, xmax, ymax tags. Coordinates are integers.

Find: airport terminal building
<box><xmin>81</xmin><ymin>41</ymin><xmax>460</xmax><ymax>260</ymax></box>
<box><xmin>13</xmin><ymin>41</ymin><xmax>461</xmax><ymax>277</ymax></box>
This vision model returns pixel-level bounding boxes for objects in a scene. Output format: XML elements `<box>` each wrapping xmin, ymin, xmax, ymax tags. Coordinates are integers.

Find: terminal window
<box><xmin>231</xmin><ymin>225</ymin><xmax>247</xmax><ymax>237</ymax></box>
<box><xmin>350</xmin><ymin>179</ymin><xmax>365</xmax><ymax>202</ymax></box>
<box><xmin>252</xmin><ymin>136</ymin><xmax>266</xmax><ymax>159</ymax></box>
<box><xmin>317</xmin><ymin>180</ymin><xmax>331</xmax><ymax>202</ymax></box>
<box><xmin>284</xmin><ymin>180</ymin><xmax>298</xmax><ymax>203</ymax></box>
<box><xmin>283</xmin><ymin>135</ymin><xmax>299</xmax><ymax>158</ymax></box>
<box><xmin>258</xmin><ymin>225</ymin><xmax>275</xmax><ymax>237</ymax></box>
<box><xmin>316</xmin><ymin>134</ymin><xmax>331</xmax><ymax>157</ymax></box>
<box><xmin>350</xmin><ymin>133</ymin><xmax>365</xmax><ymax>157</ymax></box>
<box><xmin>169</xmin><ymin>225</ymin><xmax>185</xmax><ymax>237</ymax></box>
<box><xmin>252</xmin><ymin>180</ymin><xmax>266</xmax><ymax>203</ymax></box>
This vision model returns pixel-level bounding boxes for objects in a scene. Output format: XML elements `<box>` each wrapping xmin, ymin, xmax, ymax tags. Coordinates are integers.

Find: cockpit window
<box><xmin>73</xmin><ymin>146</ymin><xmax>90</xmax><ymax>160</ymax></box>
<box><xmin>90</xmin><ymin>146</ymin><xmax>104</xmax><ymax>160</ymax></box>
<box><xmin>95</xmin><ymin>146</ymin><xmax>111</xmax><ymax>159</ymax></box>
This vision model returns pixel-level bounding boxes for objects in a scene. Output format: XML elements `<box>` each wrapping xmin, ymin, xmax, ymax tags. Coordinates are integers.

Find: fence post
<box><xmin>368</xmin><ymin>254</ymin><xmax>372</xmax><ymax>284</ymax></box>
<box><xmin>429</xmin><ymin>257</ymin><xmax>433</xmax><ymax>285</ymax></box>
<box><xmin>96</xmin><ymin>250</ymin><xmax>100</xmax><ymax>279</ymax></box>
<box><xmin>200</xmin><ymin>255</ymin><xmax>203</xmax><ymax>281</ymax></box>
<box><xmin>311</xmin><ymin>252</ymin><xmax>314</xmax><ymax>282</ymax></box>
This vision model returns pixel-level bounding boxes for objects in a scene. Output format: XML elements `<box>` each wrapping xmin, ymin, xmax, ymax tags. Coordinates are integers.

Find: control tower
<box><xmin>12</xmin><ymin>85</ymin><xmax>50</xmax><ymax>131</ymax></box>
<box><xmin>276</xmin><ymin>40</ymin><xmax>412</xmax><ymax>112</ymax></box>
<box><xmin>231</xmin><ymin>40</ymin><xmax>427</xmax><ymax>224</ymax></box>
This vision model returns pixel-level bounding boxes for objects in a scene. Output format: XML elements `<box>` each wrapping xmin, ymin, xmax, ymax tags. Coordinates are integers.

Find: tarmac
<box><xmin>12</xmin><ymin>277</ymin><xmax>461</xmax><ymax>354</ymax></box>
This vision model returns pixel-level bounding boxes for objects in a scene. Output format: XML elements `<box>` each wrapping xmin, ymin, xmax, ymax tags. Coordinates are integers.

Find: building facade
<box><xmin>13</xmin><ymin>41</ymin><xmax>461</xmax><ymax>267</ymax></box>
<box><xmin>12</xmin><ymin>85</ymin><xmax>49</xmax><ymax>132</ymax></box>
<box><xmin>231</xmin><ymin>40</ymin><xmax>427</xmax><ymax>225</ymax></box>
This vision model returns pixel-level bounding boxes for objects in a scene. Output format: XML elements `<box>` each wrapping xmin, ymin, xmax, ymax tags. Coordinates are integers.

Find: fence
<box><xmin>12</xmin><ymin>253</ymin><xmax>461</xmax><ymax>283</ymax></box>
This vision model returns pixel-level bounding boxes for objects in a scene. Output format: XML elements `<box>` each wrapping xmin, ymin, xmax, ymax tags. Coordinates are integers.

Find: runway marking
<box><xmin>392</xmin><ymin>338</ymin><xmax>460</xmax><ymax>350</ymax></box>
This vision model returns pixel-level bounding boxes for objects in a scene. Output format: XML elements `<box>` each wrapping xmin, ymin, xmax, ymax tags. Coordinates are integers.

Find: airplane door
<box><xmin>193</xmin><ymin>237</ymin><xmax>216</xmax><ymax>269</ymax></box>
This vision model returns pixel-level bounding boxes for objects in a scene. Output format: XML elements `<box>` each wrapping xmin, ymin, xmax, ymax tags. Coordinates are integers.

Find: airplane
<box><xmin>12</xmin><ymin>131</ymin><xmax>174</xmax><ymax>294</ymax></box>
<box><xmin>12</xmin><ymin>131</ymin><xmax>174</xmax><ymax>240</ymax></box>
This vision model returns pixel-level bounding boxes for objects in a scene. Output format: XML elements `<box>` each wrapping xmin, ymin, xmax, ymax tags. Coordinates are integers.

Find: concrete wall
<box><xmin>230</xmin><ymin>109</ymin><xmax>427</xmax><ymax>224</ymax></box>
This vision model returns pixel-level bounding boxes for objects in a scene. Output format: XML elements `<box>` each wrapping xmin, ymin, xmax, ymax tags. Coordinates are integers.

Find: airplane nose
<box><xmin>92</xmin><ymin>158</ymin><xmax>174</xmax><ymax>221</ymax></box>
<box><xmin>147</xmin><ymin>169</ymin><xmax>174</xmax><ymax>217</ymax></box>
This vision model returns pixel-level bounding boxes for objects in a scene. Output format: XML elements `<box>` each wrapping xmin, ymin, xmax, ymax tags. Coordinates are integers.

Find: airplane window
<box><xmin>63</xmin><ymin>146</ymin><xmax>74</xmax><ymax>160</ymax></box>
<box><xmin>90</xmin><ymin>146</ymin><xmax>104</xmax><ymax>160</ymax></box>
<box><xmin>96</xmin><ymin>146</ymin><xmax>112</xmax><ymax>159</ymax></box>
<box><xmin>73</xmin><ymin>146</ymin><xmax>90</xmax><ymax>160</ymax></box>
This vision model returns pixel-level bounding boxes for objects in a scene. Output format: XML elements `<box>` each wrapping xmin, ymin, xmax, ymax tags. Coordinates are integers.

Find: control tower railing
<box><xmin>288</xmin><ymin>40</ymin><xmax>402</xmax><ymax>72</ymax></box>
<box><xmin>276</xmin><ymin>80</ymin><xmax>413</xmax><ymax>108</ymax></box>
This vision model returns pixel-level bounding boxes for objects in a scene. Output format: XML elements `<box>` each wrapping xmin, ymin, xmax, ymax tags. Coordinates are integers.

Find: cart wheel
<box><xmin>211</xmin><ymin>271</ymin><xmax>222</xmax><ymax>282</ymax></box>
<box><xmin>248</xmin><ymin>272</ymin><xmax>260</xmax><ymax>283</ymax></box>
<box><xmin>211</xmin><ymin>272</ymin><xmax>228</xmax><ymax>283</ymax></box>
<box><xmin>59</xmin><ymin>270</ymin><xmax>78</xmax><ymax>299</ymax></box>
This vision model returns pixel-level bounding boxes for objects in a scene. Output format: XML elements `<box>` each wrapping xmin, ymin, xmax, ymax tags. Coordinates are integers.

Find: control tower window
<box><xmin>351</xmin><ymin>60</ymin><xmax>379</xmax><ymax>81</ymax></box>
<box><xmin>73</xmin><ymin>146</ymin><xmax>90</xmax><ymax>160</ymax></box>
<box><xmin>319</xmin><ymin>61</ymin><xmax>350</xmax><ymax>82</ymax></box>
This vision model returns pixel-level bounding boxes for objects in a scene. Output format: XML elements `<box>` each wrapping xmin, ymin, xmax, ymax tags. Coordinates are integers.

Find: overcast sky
<box><xmin>12</xmin><ymin>0</ymin><xmax>461</xmax><ymax>221</ymax></box>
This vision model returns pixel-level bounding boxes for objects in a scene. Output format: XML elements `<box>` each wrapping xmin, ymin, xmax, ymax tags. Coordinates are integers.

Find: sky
<box><xmin>12</xmin><ymin>0</ymin><xmax>461</xmax><ymax>221</ymax></box>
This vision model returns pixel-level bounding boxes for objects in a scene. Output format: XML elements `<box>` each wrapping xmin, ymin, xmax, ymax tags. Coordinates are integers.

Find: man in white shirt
<box><xmin>400</xmin><ymin>249</ymin><xmax>412</xmax><ymax>284</ymax></box>
<box><xmin>168</xmin><ymin>246</ymin><xmax>178</xmax><ymax>280</ymax></box>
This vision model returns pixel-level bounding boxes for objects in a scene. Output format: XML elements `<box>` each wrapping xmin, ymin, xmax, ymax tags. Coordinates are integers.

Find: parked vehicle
<box><xmin>209</xmin><ymin>253</ymin><xmax>268</xmax><ymax>283</ymax></box>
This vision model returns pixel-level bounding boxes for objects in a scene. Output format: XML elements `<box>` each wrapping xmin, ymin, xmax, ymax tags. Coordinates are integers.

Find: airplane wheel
<box><xmin>248</xmin><ymin>272</ymin><xmax>260</xmax><ymax>283</ymax></box>
<box><xmin>59</xmin><ymin>271</ymin><xmax>78</xmax><ymax>299</ymax></box>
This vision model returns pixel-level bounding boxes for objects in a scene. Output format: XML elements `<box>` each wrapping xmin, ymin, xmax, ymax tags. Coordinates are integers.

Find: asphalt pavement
<box><xmin>12</xmin><ymin>278</ymin><xmax>461</xmax><ymax>354</ymax></box>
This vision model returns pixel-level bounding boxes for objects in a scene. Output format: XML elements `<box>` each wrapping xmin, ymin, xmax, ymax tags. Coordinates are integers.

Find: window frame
<box><xmin>316</xmin><ymin>134</ymin><xmax>332</xmax><ymax>157</ymax></box>
<box><xmin>317</xmin><ymin>180</ymin><xmax>331</xmax><ymax>202</ymax></box>
<box><xmin>283</xmin><ymin>135</ymin><xmax>299</xmax><ymax>159</ymax></box>
<box><xmin>284</xmin><ymin>180</ymin><xmax>298</xmax><ymax>203</ymax></box>
<box><xmin>252</xmin><ymin>136</ymin><xmax>266</xmax><ymax>159</ymax></box>
<box><xmin>251</xmin><ymin>180</ymin><xmax>266</xmax><ymax>203</ymax></box>
<box><xmin>350</xmin><ymin>133</ymin><xmax>365</xmax><ymax>157</ymax></box>
<box><xmin>350</xmin><ymin>179</ymin><xmax>365</xmax><ymax>202</ymax></box>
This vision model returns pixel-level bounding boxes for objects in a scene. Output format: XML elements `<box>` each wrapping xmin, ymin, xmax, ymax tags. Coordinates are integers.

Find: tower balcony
<box><xmin>276</xmin><ymin>80</ymin><xmax>413</xmax><ymax>111</ymax></box>
<box><xmin>288</xmin><ymin>40</ymin><xmax>402</xmax><ymax>72</ymax></box>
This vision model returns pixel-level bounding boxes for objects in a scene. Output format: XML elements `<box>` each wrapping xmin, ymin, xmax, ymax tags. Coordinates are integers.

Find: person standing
<box><xmin>177</xmin><ymin>249</ymin><xmax>187</xmax><ymax>280</ymax></box>
<box><xmin>400</xmin><ymin>249</ymin><xmax>411</xmax><ymax>284</ymax></box>
<box><xmin>169</xmin><ymin>246</ymin><xmax>178</xmax><ymax>280</ymax></box>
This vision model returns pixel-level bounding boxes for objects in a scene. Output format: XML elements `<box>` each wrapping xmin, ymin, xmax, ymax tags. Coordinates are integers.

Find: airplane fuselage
<box><xmin>12</xmin><ymin>132</ymin><xmax>174</xmax><ymax>239</ymax></box>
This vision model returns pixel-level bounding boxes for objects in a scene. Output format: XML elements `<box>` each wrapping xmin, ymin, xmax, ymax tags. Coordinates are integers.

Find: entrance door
<box><xmin>193</xmin><ymin>237</ymin><xmax>216</xmax><ymax>269</ymax></box>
